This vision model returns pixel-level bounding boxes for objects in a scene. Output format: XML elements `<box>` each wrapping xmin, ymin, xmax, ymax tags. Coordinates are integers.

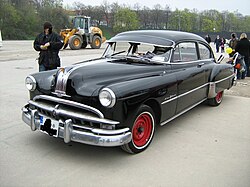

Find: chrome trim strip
<box><xmin>161</xmin><ymin>83</ymin><xmax>208</xmax><ymax>105</ymax></box>
<box><xmin>29</xmin><ymin>100</ymin><xmax>119</xmax><ymax>125</ymax></box>
<box><xmin>178</xmin><ymin>83</ymin><xmax>208</xmax><ymax>98</ymax></box>
<box><xmin>33</xmin><ymin>95</ymin><xmax>104</xmax><ymax>118</ymax></box>
<box><xmin>92</xmin><ymin>127</ymin><xmax>130</xmax><ymax>135</ymax></box>
<box><xmin>161</xmin><ymin>74</ymin><xmax>234</xmax><ymax>105</ymax></box>
<box><xmin>170</xmin><ymin>58</ymin><xmax>214</xmax><ymax>65</ymax></box>
<box><xmin>160</xmin><ymin>98</ymin><xmax>207</xmax><ymax>126</ymax></box>
<box><xmin>54</xmin><ymin>61</ymin><xmax>103</xmax><ymax>97</ymax></box>
<box><xmin>161</xmin><ymin>96</ymin><xmax>178</xmax><ymax>105</ymax></box>
<box><xmin>54</xmin><ymin>68</ymin><xmax>68</xmax><ymax>96</ymax></box>
<box><xmin>215</xmin><ymin>74</ymin><xmax>234</xmax><ymax>84</ymax></box>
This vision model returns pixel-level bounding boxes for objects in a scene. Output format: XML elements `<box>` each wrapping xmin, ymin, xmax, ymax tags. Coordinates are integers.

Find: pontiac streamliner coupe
<box><xmin>22</xmin><ymin>30</ymin><xmax>234</xmax><ymax>153</ymax></box>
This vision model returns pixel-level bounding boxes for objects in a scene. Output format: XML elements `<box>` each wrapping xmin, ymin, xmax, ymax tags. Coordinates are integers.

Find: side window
<box><xmin>173</xmin><ymin>42</ymin><xmax>198</xmax><ymax>62</ymax></box>
<box><xmin>199</xmin><ymin>43</ymin><xmax>211</xmax><ymax>60</ymax></box>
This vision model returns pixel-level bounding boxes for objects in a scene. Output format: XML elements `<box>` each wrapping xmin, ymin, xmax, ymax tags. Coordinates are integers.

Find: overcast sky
<box><xmin>63</xmin><ymin>0</ymin><xmax>250</xmax><ymax>15</ymax></box>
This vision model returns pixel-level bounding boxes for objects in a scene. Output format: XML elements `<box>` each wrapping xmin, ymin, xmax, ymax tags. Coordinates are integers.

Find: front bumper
<box><xmin>22</xmin><ymin>105</ymin><xmax>132</xmax><ymax>147</ymax></box>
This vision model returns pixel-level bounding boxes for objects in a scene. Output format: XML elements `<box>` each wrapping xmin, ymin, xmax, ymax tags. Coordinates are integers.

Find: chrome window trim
<box><xmin>170</xmin><ymin>58</ymin><xmax>214</xmax><ymax>65</ymax></box>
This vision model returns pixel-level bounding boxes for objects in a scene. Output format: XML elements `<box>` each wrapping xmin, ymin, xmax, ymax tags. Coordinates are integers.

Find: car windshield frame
<box><xmin>102</xmin><ymin>39</ymin><xmax>174</xmax><ymax>64</ymax></box>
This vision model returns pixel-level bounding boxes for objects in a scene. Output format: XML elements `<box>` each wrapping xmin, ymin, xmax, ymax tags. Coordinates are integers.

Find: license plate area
<box><xmin>39</xmin><ymin>116</ymin><xmax>59</xmax><ymax>137</ymax></box>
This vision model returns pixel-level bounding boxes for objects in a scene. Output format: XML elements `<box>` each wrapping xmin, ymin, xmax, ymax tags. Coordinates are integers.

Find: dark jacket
<box><xmin>205</xmin><ymin>36</ymin><xmax>211</xmax><ymax>43</ymax></box>
<box><xmin>229</xmin><ymin>38</ymin><xmax>238</xmax><ymax>50</ymax></box>
<box><xmin>34</xmin><ymin>32</ymin><xmax>63</xmax><ymax>69</ymax></box>
<box><xmin>214</xmin><ymin>38</ymin><xmax>222</xmax><ymax>46</ymax></box>
<box><xmin>235</xmin><ymin>38</ymin><xmax>250</xmax><ymax>58</ymax></box>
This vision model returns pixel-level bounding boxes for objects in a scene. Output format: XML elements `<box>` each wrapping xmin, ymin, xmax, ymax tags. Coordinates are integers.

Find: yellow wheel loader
<box><xmin>60</xmin><ymin>16</ymin><xmax>106</xmax><ymax>50</ymax></box>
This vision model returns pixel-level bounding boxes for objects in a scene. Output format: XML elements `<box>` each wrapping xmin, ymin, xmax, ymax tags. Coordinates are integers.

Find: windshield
<box><xmin>103</xmin><ymin>42</ymin><xmax>172</xmax><ymax>63</ymax></box>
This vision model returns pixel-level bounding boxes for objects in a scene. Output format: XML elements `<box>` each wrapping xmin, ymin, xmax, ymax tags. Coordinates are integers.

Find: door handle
<box><xmin>197</xmin><ymin>63</ymin><xmax>205</xmax><ymax>67</ymax></box>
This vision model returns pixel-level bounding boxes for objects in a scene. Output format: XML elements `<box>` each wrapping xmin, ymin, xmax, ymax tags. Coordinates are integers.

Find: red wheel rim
<box><xmin>132</xmin><ymin>112</ymin><xmax>153</xmax><ymax>148</ymax></box>
<box><xmin>216</xmin><ymin>91</ymin><xmax>223</xmax><ymax>103</ymax></box>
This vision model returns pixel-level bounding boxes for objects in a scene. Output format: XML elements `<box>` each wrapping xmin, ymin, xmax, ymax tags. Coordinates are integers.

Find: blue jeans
<box><xmin>236</xmin><ymin>64</ymin><xmax>246</xmax><ymax>79</ymax></box>
<box><xmin>39</xmin><ymin>64</ymin><xmax>47</xmax><ymax>72</ymax></box>
<box><xmin>39</xmin><ymin>64</ymin><xmax>59</xmax><ymax>72</ymax></box>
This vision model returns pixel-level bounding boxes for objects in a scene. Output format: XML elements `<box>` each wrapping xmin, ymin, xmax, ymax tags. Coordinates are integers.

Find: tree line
<box><xmin>1</xmin><ymin>0</ymin><xmax>250</xmax><ymax>40</ymax></box>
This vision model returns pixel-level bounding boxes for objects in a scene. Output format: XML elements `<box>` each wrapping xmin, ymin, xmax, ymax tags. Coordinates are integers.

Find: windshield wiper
<box><xmin>126</xmin><ymin>56</ymin><xmax>162</xmax><ymax>65</ymax></box>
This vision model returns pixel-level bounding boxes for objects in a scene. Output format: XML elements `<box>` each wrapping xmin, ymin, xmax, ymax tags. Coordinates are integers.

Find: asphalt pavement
<box><xmin>0</xmin><ymin>41</ymin><xmax>250</xmax><ymax>187</ymax></box>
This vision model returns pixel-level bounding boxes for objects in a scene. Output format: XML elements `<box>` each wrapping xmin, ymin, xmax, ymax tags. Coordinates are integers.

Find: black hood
<box><xmin>32</xmin><ymin>59</ymin><xmax>166</xmax><ymax>97</ymax></box>
<box><xmin>66</xmin><ymin>59</ymin><xmax>165</xmax><ymax>97</ymax></box>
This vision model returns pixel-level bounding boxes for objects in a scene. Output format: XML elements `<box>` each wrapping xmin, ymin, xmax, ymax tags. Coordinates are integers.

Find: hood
<box><xmin>58</xmin><ymin>59</ymin><xmax>165</xmax><ymax>97</ymax></box>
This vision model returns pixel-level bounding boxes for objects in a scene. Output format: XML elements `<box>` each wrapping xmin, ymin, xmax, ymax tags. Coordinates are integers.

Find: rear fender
<box><xmin>208</xmin><ymin>64</ymin><xmax>234</xmax><ymax>98</ymax></box>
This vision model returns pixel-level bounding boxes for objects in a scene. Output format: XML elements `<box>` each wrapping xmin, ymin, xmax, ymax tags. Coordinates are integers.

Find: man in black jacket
<box><xmin>34</xmin><ymin>22</ymin><xmax>64</xmax><ymax>72</ymax></box>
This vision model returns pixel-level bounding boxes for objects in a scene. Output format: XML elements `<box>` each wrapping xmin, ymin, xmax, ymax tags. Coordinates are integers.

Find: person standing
<box><xmin>235</xmin><ymin>33</ymin><xmax>250</xmax><ymax>78</ymax></box>
<box><xmin>221</xmin><ymin>37</ymin><xmax>226</xmax><ymax>53</ymax></box>
<box><xmin>214</xmin><ymin>35</ymin><xmax>221</xmax><ymax>53</ymax></box>
<box><xmin>34</xmin><ymin>22</ymin><xmax>64</xmax><ymax>72</ymax></box>
<box><xmin>205</xmin><ymin>34</ymin><xmax>211</xmax><ymax>44</ymax></box>
<box><xmin>229</xmin><ymin>33</ymin><xmax>238</xmax><ymax>57</ymax></box>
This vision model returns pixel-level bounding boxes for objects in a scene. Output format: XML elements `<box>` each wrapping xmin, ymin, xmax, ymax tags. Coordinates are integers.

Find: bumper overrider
<box><xmin>21</xmin><ymin>95</ymin><xmax>132</xmax><ymax>147</ymax></box>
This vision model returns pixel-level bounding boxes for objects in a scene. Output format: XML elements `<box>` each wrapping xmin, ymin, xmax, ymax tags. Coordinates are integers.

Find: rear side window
<box><xmin>199</xmin><ymin>43</ymin><xmax>211</xmax><ymax>60</ymax></box>
<box><xmin>173</xmin><ymin>42</ymin><xmax>198</xmax><ymax>62</ymax></box>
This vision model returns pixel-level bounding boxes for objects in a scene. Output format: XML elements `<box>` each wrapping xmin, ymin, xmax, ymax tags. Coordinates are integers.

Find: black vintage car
<box><xmin>22</xmin><ymin>30</ymin><xmax>234</xmax><ymax>154</ymax></box>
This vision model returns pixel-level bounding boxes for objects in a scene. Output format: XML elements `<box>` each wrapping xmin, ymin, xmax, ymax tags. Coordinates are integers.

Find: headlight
<box><xmin>25</xmin><ymin>76</ymin><xmax>36</xmax><ymax>91</ymax></box>
<box><xmin>99</xmin><ymin>88</ymin><xmax>116</xmax><ymax>108</ymax></box>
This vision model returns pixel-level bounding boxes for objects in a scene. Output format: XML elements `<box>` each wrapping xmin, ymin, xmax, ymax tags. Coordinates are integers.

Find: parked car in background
<box><xmin>22</xmin><ymin>30</ymin><xmax>235</xmax><ymax>154</ymax></box>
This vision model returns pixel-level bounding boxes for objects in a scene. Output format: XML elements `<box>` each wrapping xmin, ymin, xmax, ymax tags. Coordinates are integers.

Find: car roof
<box><xmin>108</xmin><ymin>30</ymin><xmax>207</xmax><ymax>47</ymax></box>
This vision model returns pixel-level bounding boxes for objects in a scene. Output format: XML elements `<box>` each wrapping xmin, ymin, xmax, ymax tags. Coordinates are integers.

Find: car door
<box><xmin>171</xmin><ymin>42</ymin><xmax>207</xmax><ymax>114</ymax></box>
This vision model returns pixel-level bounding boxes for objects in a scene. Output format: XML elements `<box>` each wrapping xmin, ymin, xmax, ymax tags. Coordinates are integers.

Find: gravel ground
<box><xmin>225</xmin><ymin>77</ymin><xmax>250</xmax><ymax>98</ymax></box>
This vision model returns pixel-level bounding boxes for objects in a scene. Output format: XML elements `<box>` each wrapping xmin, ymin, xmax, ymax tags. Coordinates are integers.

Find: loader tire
<box><xmin>90</xmin><ymin>35</ymin><xmax>101</xmax><ymax>49</ymax></box>
<box><xmin>69</xmin><ymin>35</ymin><xmax>82</xmax><ymax>50</ymax></box>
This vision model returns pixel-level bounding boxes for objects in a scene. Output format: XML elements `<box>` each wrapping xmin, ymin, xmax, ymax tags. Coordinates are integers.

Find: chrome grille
<box><xmin>28</xmin><ymin>95</ymin><xmax>119</xmax><ymax>130</ymax></box>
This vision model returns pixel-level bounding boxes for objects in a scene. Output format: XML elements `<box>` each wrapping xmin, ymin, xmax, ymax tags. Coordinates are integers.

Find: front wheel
<box><xmin>121</xmin><ymin>105</ymin><xmax>155</xmax><ymax>154</ymax></box>
<box><xmin>69</xmin><ymin>35</ymin><xmax>82</xmax><ymax>50</ymax></box>
<box><xmin>208</xmin><ymin>91</ymin><xmax>224</xmax><ymax>106</ymax></box>
<box><xmin>90</xmin><ymin>35</ymin><xmax>101</xmax><ymax>49</ymax></box>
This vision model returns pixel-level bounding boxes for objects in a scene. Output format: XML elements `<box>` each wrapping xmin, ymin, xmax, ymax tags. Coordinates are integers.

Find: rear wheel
<box><xmin>90</xmin><ymin>35</ymin><xmax>101</xmax><ymax>49</ymax></box>
<box><xmin>121</xmin><ymin>105</ymin><xmax>155</xmax><ymax>154</ymax></box>
<box><xmin>69</xmin><ymin>35</ymin><xmax>82</xmax><ymax>50</ymax></box>
<box><xmin>208</xmin><ymin>91</ymin><xmax>224</xmax><ymax>106</ymax></box>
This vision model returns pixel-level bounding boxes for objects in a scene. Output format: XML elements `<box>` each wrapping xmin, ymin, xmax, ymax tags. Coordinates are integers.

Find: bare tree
<box><xmin>100</xmin><ymin>0</ymin><xmax>111</xmax><ymax>27</ymax></box>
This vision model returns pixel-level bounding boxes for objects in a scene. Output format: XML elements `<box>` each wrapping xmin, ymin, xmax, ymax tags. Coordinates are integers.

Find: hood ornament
<box><xmin>52</xmin><ymin>68</ymin><xmax>71</xmax><ymax>98</ymax></box>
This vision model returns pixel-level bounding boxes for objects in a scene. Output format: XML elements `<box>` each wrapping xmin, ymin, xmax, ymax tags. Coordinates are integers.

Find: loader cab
<box><xmin>73</xmin><ymin>16</ymin><xmax>91</xmax><ymax>34</ymax></box>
